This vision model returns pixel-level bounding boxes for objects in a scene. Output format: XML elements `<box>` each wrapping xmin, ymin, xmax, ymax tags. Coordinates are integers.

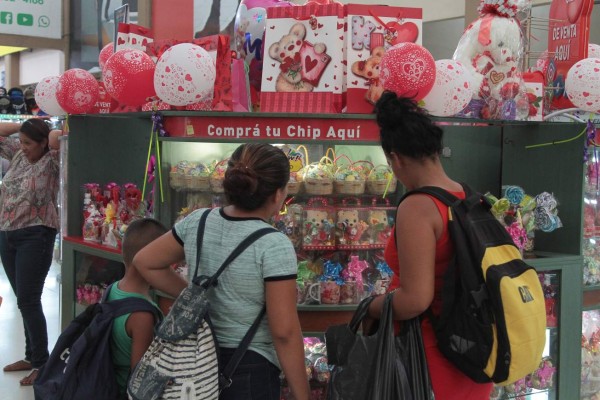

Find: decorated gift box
<box><xmin>523</xmin><ymin>71</ymin><xmax>545</xmax><ymax>121</ymax></box>
<box><xmin>261</xmin><ymin>2</ymin><xmax>345</xmax><ymax>113</ymax></box>
<box><xmin>345</xmin><ymin>4</ymin><xmax>423</xmax><ymax>113</ymax></box>
<box><xmin>368</xmin><ymin>197</ymin><xmax>395</xmax><ymax>248</ymax></box>
<box><xmin>335</xmin><ymin>197</ymin><xmax>370</xmax><ymax>249</ymax></box>
<box><xmin>302</xmin><ymin>197</ymin><xmax>336</xmax><ymax>251</ymax></box>
<box><xmin>116</xmin><ymin>23</ymin><xmax>154</xmax><ymax>53</ymax></box>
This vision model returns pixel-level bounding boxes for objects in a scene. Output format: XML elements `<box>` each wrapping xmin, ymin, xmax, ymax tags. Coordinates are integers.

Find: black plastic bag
<box><xmin>326</xmin><ymin>294</ymin><xmax>413</xmax><ymax>400</ymax></box>
<box><xmin>396</xmin><ymin>318</ymin><xmax>435</xmax><ymax>400</ymax></box>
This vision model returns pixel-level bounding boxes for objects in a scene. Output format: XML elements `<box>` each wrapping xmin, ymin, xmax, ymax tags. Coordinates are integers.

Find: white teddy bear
<box><xmin>454</xmin><ymin>0</ymin><xmax>530</xmax><ymax>120</ymax></box>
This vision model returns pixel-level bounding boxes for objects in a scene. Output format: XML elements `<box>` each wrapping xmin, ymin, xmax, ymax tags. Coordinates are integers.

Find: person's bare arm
<box><xmin>0</xmin><ymin>123</ymin><xmax>20</xmax><ymax>137</ymax></box>
<box><xmin>126</xmin><ymin>311</ymin><xmax>157</xmax><ymax>369</ymax></box>
<box><xmin>369</xmin><ymin>195</ymin><xmax>440</xmax><ymax>320</ymax></box>
<box><xmin>132</xmin><ymin>231</ymin><xmax>188</xmax><ymax>298</ymax></box>
<box><xmin>266</xmin><ymin>279</ymin><xmax>310</xmax><ymax>400</ymax></box>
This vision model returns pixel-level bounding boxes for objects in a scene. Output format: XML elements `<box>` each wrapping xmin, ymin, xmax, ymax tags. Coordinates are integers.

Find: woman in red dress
<box><xmin>366</xmin><ymin>92</ymin><xmax>493</xmax><ymax>399</ymax></box>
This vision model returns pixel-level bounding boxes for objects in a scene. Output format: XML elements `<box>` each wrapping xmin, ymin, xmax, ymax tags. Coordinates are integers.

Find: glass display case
<box><xmin>61</xmin><ymin>112</ymin><xmax>585</xmax><ymax>399</ymax></box>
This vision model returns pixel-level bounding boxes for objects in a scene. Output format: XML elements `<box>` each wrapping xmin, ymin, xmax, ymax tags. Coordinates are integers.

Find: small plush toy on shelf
<box><xmin>453</xmin><ymin>0</ymin><xmax>531</xmax><ymax>120</ymax></box>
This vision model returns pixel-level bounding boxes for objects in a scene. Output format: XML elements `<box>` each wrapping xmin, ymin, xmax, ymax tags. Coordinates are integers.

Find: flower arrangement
<box><xmin>485</xmin><ymin>185</ymin><xmax>562</xmax><ymax>252</ymax></box>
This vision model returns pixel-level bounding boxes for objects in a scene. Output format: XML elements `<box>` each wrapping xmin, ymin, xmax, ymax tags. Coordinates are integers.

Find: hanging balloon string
<box><xmin>142</xmin><ymin>110</ymin><xmax>165</xmax><ymax>205</ymax></box>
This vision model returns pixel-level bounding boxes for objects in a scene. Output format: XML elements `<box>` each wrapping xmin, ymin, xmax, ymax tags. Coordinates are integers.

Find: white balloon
<box><xmin>154</xmin><ymin>43</ymin><xmax>216</xmax><ymax>107</ymax></box>
<box><xmin>589</xmin><ymin>43</ymin><xmax>600</xmax><ymax>59</ymax></box>
<box><xmin>566</xmin><ymin>58</ymin><xmax>600</xmax><ymax>113</ymax></box>
<box><xmin>421</xmin><ymin>59</ymin><xmax>473</xmax><ymax>117</ymax></box>
<box><xmin>34</xmin><ymin>75</ymin><xmax>66</xmax><ymax>116</ymax></box>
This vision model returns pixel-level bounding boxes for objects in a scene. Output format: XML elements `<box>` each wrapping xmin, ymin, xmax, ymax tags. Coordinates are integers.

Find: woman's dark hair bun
<box><xmin>222</xmin><ymin>163</ymin><xmax>259</xmax><ymax>196</ymax></box>
<box><xmin>375</xmin><ymin>92</ymin><xmax>421</xmax><ymax>129</ymax></box>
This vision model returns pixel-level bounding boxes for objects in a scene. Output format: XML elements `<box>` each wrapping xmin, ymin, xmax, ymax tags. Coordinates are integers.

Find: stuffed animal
<box><xmin>453</xmin><ymin>0</ymin><xmax>529</xmax><ymax>120</ymax></box>
<box><xmin>303</xmin><ymin>209</ymin><xmax>334</xmax><ymax>246</ymax></box>
<box><xmin>268</xmin><ymin>23</ymin><xmax>328</xmax><ymax>92</ymax></box>
<box><xmin>337</xmin><ymin>209</ymin><xmax>368</xmax><ymax>245</ymax></box>
<box><xmin>351</xmin><ymin>46</ymin><xmax>385</xmax><ymax>104</ymax></box>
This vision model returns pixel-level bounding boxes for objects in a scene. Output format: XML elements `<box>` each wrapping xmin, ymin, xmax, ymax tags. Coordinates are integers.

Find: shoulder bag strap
<box><xmin>192</xmin><ymin>209</ymin><xmax>212</xmax><ymax>280</ymax></box>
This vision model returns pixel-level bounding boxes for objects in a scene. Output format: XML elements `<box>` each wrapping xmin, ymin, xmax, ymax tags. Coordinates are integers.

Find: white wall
<box><xmin>19</xmin><ymin>49</ymin><xmax>64</xmax><ymax>86</ymax></box>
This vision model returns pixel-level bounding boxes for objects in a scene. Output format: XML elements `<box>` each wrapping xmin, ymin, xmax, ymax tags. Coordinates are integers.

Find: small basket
<box><xmin>367</xmin><ymin>165</ymin><xmax>397</xmax><ymax>195</ymax></box>
<box><xmin>169</xmin><ymin>170</ymin><xmax>185</xmax><ymax>190</ymax></box>
<box><xmin>302</xmin><ymin>156</ymin><xmax>335</xmax><ymax>195</ymax></box>
<box><xmin>187</xmin><ymin>175</ymin><xmax>210</xmax><ymax>191</ymax></box>
<box><xmin>287</xmin><ymin>145</ymin><xmax>309</xmax><ymax>195</ymax></box>
<box><xmin>287</xmin><ymin>178</ymin><xmax>302</xmax><ymax>195</ymax></box>
<box><xmin>334</xmin><ymin>158</ymin><xmax>372</xmax><ymax>195</ymax></box>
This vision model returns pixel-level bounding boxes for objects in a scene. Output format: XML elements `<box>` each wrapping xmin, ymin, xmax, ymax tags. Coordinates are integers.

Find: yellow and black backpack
<box><xmin>400</xmin><ymin>183</ymin><xmax>546</xmax><ymax>385</ymax></box>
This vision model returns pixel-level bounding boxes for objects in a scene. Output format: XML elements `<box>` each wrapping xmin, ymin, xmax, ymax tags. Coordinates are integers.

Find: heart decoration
<box><xmin>490</xmin><ymin>71</ymin><xmax>506</xmax><ymax>85</ymax></box>
<box><xmin>386</xmin><ymin>21</ymin><xmax>419</xmax><ymax>45</ymax></box>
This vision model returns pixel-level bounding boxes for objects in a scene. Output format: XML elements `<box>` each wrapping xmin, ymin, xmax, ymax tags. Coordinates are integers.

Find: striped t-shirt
<box><xmin>173</xmin><ymin>207</ymin><xmax>298</xmax><ymax>368</ymax></box>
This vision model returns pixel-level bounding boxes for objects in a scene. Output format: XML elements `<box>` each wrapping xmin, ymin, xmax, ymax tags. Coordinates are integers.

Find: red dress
<box><xmin>385</xmin><ymin>191</ymin><xmax>493</xmax><ymax>400</ymax></box>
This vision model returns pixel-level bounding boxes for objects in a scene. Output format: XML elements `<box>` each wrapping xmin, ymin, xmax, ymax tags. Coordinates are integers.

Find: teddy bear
<box><xmin>453</xmin><ymin>0</ymin><xmax>529</xmax><ymax>120</ymax></box>
<box><xmin>351</xmin><ymin>46</ymin><xmax>385</xmax><ymax>104</ymax></box>
<box><xmin>337</xmin><ymin>209</ymin><xmax>368</xmax><ymax>246</ymax></box>
<box><xmin>303</xmin><ymin>209</ymin><xmax>335</xmax><ymax>247</ymax></box>
<box><xmin>368</xmin><ymin>209</ymin><xmax>393</xmax><ymax>245</ymax></box>
<box><xmin>268</xmin><ymin>23</ymin><xmax>328</xmax><ymax>92</ymax></box>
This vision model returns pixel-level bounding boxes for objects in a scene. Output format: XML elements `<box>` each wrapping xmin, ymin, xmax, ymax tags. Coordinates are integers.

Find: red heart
<box><xmin>388</xmin><ymin>21</ymin><xmax>419</xmax><ymax>44</ymax></box>
<box><xmin>305</xmin><ymin>56</ymin><xmax>318</xmax><ymax>73</ymax></box>
<box><xmin>267</xmin><ymin>77</ymin><xmax>273</xmax><ymax>81</ymax></box>
<box><xmin>352</xmin><ymin>80</ymin><xmax>358</xmax><ymax>85</ymax></box>
<box><xmin>341</xmin><ymin>60</ymin><xmax>347</xmax><ymax>66</ymax></box>
<box><xmin>271</xmin><ymin>63</ymin><xmax>276</xmax><ymax>67</ymax></box>
<box><xmin>178</xmin><ymin>86</ymin><xmax>184</xmax><ymax>92</ymax></box>
<box><xmin>166</xmin><ymin>66</ymin><xmax>171</xmax><ymax>73</ymax></box>
<box><xmin>132</xmin><ymin>38</ymin><xmax>137</xmax><ymax>45</ymax></box>
<box><xmin>337</xmin><ymin>23</ymin><xmax>343</xmax><ymax>30</ymax></box>
<box><xmin>325</xmin><ymin>83</ymin><xmax>329</xmax><ymax>88</ymax></box>
<box><xmin>270</xmin><ymin>26</ymin><xmax>275</xmax><ymax>29</ymax></box>
<box><xmin>117</xmin><ymin>37</ymin><xmax>126</xmax><ymax>45</ymax></box>
<box><xmin>185</xmin><ymin>74</ymin><xmax>193</xmax><ymax>81</ymax></box>
<box><xmin>583</xmin><ymin>92</ymin><xmax>590</xmax><ymax>97</ymax></box>
<box><xmin>335</xmin><ymin>86</ymin><xmax>338</xmax><ymax>90</ymax></box>
<box><xmin>339</xmin><ymin>36</ymin><xmax>344</xmax><ymax>41</ymax></box>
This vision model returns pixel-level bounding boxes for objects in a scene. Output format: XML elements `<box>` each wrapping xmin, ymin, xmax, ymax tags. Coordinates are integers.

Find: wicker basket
<box><xmin>305</xmin><ymin>177</ymin><xmax>334</xmax><ymax>195</ymax></box>
<box><xmin>210</xmin><ymin>177</ymin><xmax>225</xmax><ymax>193</ymax></box>
<box><xmin>367</xmin><ymin>165</ymin><xmax>397</xmax><ymax>195</ymax></box>
<box><xmin>169</xmin><ymin>171</ymin><xmax>185</xmax><ymax>190</ymax></box>
<box><xmin>334</xmin><ymin>180</ymin><xmax>366</xmax><ymax>195</ymax></box>
<box><xmin>187</xmin><ymin>175</ymin><xmax>210</xmax><ymax>191</ymax></box>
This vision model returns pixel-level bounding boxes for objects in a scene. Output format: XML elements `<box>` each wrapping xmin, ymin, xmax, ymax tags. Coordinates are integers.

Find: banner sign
<box><xmin>0</xmin><ymin>0</ymin><xmax>62</xmax><ymax>39</ymax></box>
<box><xmin>546</xmin><ymin>0</ymin><xmax>594</xmax><ymax>110</ymax></box>
<box><xmin>163</xmin><ymin>115</ymin><xmax>381</xmax><ymax>143</ymax></box>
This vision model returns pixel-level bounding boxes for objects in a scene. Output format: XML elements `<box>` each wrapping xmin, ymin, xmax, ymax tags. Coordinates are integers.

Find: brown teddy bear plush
<box><xmin>268</xmin><ymin>23</ymin><xmax>327</xmax><ymax>92</ymax></box>
<box><xmin>351</xmin><ymin>46</ymin><xmax>385</xmax><ymax>104</ymax></box>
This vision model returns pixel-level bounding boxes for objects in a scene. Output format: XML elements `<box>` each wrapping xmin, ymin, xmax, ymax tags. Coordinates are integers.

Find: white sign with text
<box><xmin>0</xmin><ymin>0</ymin><xmax>61</xmax><ymax>39</ymax></box>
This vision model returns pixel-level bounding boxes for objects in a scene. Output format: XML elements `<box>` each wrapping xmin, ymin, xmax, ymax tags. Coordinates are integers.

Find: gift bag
<box><xmin>261</xmin><ymin>2</ymin><xmax>345</xmax><ymax>113</ymax></box>
<box><xmin>368</xmin><ymin>197</ymin><xmax>395</xmax><ymax>249</ymax></box>
<box><xmin>346</xmin><ymin>4</ymin><xmax>422</xmax><ymax>113</ymax></box>
<box><xmin>231</xmin><ymin>59</ymin><xmax>251</xmax><ymax>112</ymax></box>
<box><xmin>522</xmin><ymin>71</ymin><xmax>544</xmax><ymax>121</ymax></box>
<box><xmin>326</xmin><ymin>294</ymin><xmax>413</xmax><ymax>400</ymax></box>
<box><xmin>116</xmin><ymin>23</ymin><xmax>153</xmax><ymax>52</ymax></box>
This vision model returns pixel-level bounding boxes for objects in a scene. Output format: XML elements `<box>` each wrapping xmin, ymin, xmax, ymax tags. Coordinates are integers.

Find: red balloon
<box><xmin>103</xmin><ymin>49</ymin><xmax>156</xmax><ymax>107</ymax></box>
<box><xmin>89</xmin><ymin>81</ymin><xmax>117</xmax><ymax>114</ymax></box>
<box><xmin>379</xmin><ymin>42</ymin><xmax>436</xmax><ymax>101</ymax></box>
<box><xmin>99</xmin><ymin>43</ymin><xmax>114</xmax><ymax>71</ymax></box>
<box><xmin>56</xmin><ymin>69</ymin><xmax>100</xmax><ymax>114</ymax></box>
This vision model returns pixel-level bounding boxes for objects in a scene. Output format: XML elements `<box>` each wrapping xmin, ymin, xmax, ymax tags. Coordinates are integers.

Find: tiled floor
<box><xmin>0</xmin><ymin>261</ymin><xmax>61</xmax><ymax>400</ymax></box>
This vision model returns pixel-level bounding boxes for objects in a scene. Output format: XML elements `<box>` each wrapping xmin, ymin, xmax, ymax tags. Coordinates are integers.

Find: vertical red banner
<box><xmin>546</xmin><ymin>0</ymin><xmax>594</xmax><ymax>110</ymax></box>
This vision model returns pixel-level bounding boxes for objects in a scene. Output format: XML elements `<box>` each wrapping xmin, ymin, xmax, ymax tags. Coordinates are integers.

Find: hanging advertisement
<box><xmin>546</xmin><ymin>0</ymin><xmax>594</xmax><ymax>110</ymax></box>
<box><xmin>0</xmin><ymin>0</ymin><xmax>62</xmax><ymax>39</ymax></box>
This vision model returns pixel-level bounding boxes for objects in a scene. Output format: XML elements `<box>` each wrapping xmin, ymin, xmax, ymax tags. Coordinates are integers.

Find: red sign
<box><xmin>163</xmin><ymin>115</ymin><xmax>381</xmax><ymax>143</ymax></box>
<box><xmin>547</xmin><ymin>0</ymin><xmax>594</xmax><ymax>110</ymax></box>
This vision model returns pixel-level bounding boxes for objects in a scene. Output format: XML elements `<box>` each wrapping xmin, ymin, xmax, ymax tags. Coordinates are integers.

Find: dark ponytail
<box><xmin>374</xmin><ymin>91</ymin><xmax>443</xmax><ymax>160</ymax></box>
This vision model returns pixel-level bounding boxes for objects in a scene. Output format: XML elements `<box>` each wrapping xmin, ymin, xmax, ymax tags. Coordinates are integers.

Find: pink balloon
<box><xmin>421</xmin><ymin>60</ymin><xmax>473</xmax><ymax>117</ymax></box>
<box><xmin>154</xmin><ymin>43</ymin><xmax>216</xmax><ymax>107</ymax></box>
<box><xmin>379</xmin><ymin>42</ymin><xmax>436</xmax><ymax>101</ymax></box>
<box><xmin>34</xmin><ymin>75</ymin><xmax>66</xmax><ymax>116</ymax></box>
<box><xmin>566</xmin><ymin>58</ymin><xmax>600</xmax><ymax>112</ymax></box>
<box><xmin>56</xmin><ymin>69</ymin><xmax>100</xmax><ymax>114</ymax></box>
<box><xmin>99</xmin><ymin>43</ymin><xmax>114</xmax><ymax>71</ymax></box>
<box><xmin>103</xmin><ymin>49</ymin><xmax>156</xmax><ymax>107</ymax></box>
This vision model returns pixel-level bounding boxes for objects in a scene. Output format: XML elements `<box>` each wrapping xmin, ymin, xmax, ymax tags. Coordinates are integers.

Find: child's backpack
<box><xmin>128</xmin><ymin>209</ymin><xmax>277</xmax><ymax>400</ymax></box>
<box><xmin>400</xmin><ymin>184</ymin><xmax>546</xmax><ymax>385</ymax></box>
<box><xmin>33</xmin><ymin>284</ymin><xmax>161</xmax><ymax>400</ymax></box>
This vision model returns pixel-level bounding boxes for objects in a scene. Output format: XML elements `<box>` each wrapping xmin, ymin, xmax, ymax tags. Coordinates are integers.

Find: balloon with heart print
<box><xmin>154</xmin><ymin>43</ymin><xmax>216</xmax><ymax>107</ymax></box>
<box><xmin>565</xmin><ymin>58</ymin><xmax>600</xmax><ymax>112</ymax></box>
<box><xmin>34</xmin><ymin>75</ymin><xmax>66</xmax><ymax>116</ymax></box>
<box><xmin>103</xmin><ymin>49</ymin><xmax>156</xmax><ymax>107</ymax></box>
<box><xmin>99</xmin><ymin>43</ymin><xmax>114</xmax><ymax>71</ymax></box>
<box><xmin>234</xmin><ymin>0</ymin><xmax>293</xmax><ymax>92</ymax></box>
<box><xmin>55</xmin><ymin>69</ymin><xmax>100</xmax><ymax>114</ymax></box>
<box><xmin>379</xmin><ymin>42</ymin><xmax>436</xmax><ymax>101</ymax></box>
<box><xmin>421</xmin><ymin>59</ymin><xmax>473</xmax><ymax>117</ymax></box>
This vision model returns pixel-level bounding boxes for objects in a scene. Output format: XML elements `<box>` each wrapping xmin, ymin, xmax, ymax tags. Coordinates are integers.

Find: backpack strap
<box><xmin>100</xmin><ymin>283</ymin><xmax>163</xmax><ymax>323</ymax></box>
<box><xmin>188</xmin><ymin>208</ymin><xmax>278</xmax><ymax>389</ymax></box>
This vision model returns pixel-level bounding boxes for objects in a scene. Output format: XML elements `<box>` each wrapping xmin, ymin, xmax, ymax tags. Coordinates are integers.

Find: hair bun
<box><xmin>223</xmin><ymin>163</ymin><xmax>259</xmax><ymax>196</ymax></box>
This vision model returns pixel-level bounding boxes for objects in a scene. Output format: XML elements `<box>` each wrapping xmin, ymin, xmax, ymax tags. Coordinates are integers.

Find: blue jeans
<box><xmin>0</xmin><ymin>226</ymin><xmax>57</xmax><ymax>368</ymax></box>
<box><xmin>219</xmin><ymin>348</ymin><xmax>281</xmax><ymax>400</ymax></box>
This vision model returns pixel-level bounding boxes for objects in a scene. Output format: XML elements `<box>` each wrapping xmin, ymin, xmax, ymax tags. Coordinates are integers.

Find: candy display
<box><xmin>187</xmin><ymin>163</ymin><xmax>212</xmax><ymax>191</ymax></box>
<box><xmin>302</xmin><ymin>198</ymin><xmax>336</xmax><ymax>250</ymax></box>
<box><xmin>303</xmin><ymin>161</ymin><xmax>335</xmax><ymax>196</ymax></box>
<box><xmin>281</xmin><ymin>337</ymin><xmax>329</xmax><ymax>400</ymax></box>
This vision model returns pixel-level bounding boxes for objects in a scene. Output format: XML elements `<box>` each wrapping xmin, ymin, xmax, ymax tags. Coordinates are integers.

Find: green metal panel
<box><xmin>502</xmin><ymin>123</ymin><xmax>585</xmax><ymax>255</ymax></box>
<box><xmin>66</xmin><ymin>115</ymin><xmax>153</xmax><ymax>237</ymax></box>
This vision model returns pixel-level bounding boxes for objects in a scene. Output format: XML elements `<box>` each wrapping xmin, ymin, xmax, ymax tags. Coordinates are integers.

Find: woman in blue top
<box><xmin>134</xmin><ymin>143</ymin><xmax>310</xmax><ymax>400</ymax></box>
